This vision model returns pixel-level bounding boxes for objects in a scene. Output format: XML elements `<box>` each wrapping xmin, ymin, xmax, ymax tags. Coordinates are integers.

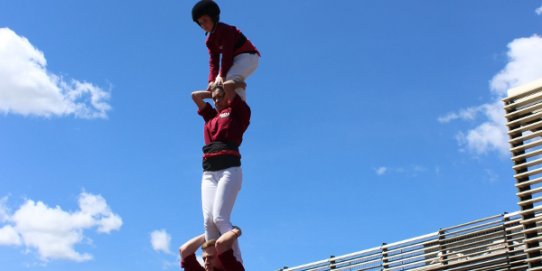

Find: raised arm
<box><xmin>215</xmin><ymin>227</ymin><xmax>242</xmax><ymax>254</ymax></box>
<box><xmin>179</xmin><ymin>234</ymin><xmax>206</xmax><ymax>259</ymax></box>
<box><xmin>192</xmin><ymin>90</ymin><xmax>212</xmax><ymax>110</ymax></box>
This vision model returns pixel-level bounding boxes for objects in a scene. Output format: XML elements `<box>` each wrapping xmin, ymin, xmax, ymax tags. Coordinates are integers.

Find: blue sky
<box><xmin>1</xmin><ymin>0</ymin><xmax>542</xmax><ymax>270</ymax></box>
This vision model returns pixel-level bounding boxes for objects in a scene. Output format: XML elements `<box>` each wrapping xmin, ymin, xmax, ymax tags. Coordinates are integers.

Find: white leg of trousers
<box><xmin>213</xmin><ymin>166</ymin><xmax>243</xmax><ymax>263</ymax></box>
<box><xmin>201</xmin><ymin>167</ymin><xmax>243</xmax><ymax>263</ymax></box>
<box><xmin>201</xmin><ymin>171</ymin><xmax>221</xmax><ymax>242</ymax></box>
<box><xmin>226</xmin><ymin>53</ymin><xmax>260</xmax><ymax>101</ymax></box>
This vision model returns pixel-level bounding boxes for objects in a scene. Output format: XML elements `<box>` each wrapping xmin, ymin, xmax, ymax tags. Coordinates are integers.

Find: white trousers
<box><xmin>201</xmin><ymin>166</ymin><xmax>243</xmax><ymax>262</ymax></box>
<box><xmin>226</xmin><ymin>53</ymin><xmax>260</xmax><ymax>101</ymax></box>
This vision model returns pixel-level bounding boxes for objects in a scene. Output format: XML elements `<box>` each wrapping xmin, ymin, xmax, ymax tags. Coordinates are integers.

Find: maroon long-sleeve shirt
<box><xmin>198</xmin><ymin>95</ymin><xmax>251</xmax><ymax>147</ymax></box>
<box><xmin>198</xmin><ymin>95</ymin><xmax>251</xmax><ymax>171</ymax></box>
<box><xmin>206</xmin><ymin>22</ymin><xmax>260</xmax><ymax>82</ymax></box>
<box><xmin>181</xmin><ymin>249</ymin><xmax>245</xmax><ymax>271</ymax></box>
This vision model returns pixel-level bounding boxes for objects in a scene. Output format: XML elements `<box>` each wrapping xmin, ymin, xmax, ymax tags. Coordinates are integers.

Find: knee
<box><xmin>223</xmin><ymin>80</ymin><xmax>235</xmax><ymax>91</ymax></box>
<box><xmin>213</xmin><ymin>216</ymin><xmax>224</xmax><ymax>226</ymax></box>
<box><xmin>224</xmin><ymin>79</ymin><xmax>246</xmax><ymax>90</ymax></box>
<box><xmin>203</xmin><ymin>216</ymin><xmax>215</xmax><ymax>228</ymax></box>
<box><xmin>213</xmin><ymin>216</ymin><xmax>231</xmax><ymax>231</ymax></box>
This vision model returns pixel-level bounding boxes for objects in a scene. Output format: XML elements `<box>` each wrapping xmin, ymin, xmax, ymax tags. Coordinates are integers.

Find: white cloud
<box><xmin>151</xmin><ymin>229</ymin><xmax>172</xmax><ymax>254</ymax></box>
<box><xmin>440</xmin><ymin>35</ymin><xmax>542</xmax><ymax>156</ymax></box>
<box><xmin>490</xmin><ymin>35</ymin><xmax>542</xmax><ymax>96</ymax></box>
<box><xmin>438</xmin><ymin>106</ymin><xmax>482</xmax><ymax>123</ymax></box>
<box><xmin>0</xmin><ymin>196</ymin><xmax>10</xmax><ymax>222</ymax></box>
<box><xmin>0</xmin><ymin>225</ymin><xmax>21</xmax><ymax>246</ymax></box>
<box><xmin>97</xmin><ymin>213</ymin><xmax>123</xmax><ymax>234</ymax></box>
<box><xmin>375</xmin><ymin>167</ymin><xmax>387</xmax><ymax>176</ymax></box>
<box><xmin>0</xmin><ymin>192</ymin><xmax>122</xmax><ymax>263</ymax></box>
<box><xmin>374</xmin><ymin>165</ymin><xmax>430</xmax><ymax>177</ymax></box>
<box><xmin>454</xmin><ymin>101</ymin><xmax>508</xmax><ymax>155</ymax></box>
<box><xmin>0</xmin><ymin>27</ymin><xmax>111</xmax><ymax>118</ymax></box>
<box><xmin>536</xmin><ymin>5</ymin><xmax>542</xmax><ymax>15</ymax></box>
<box><xmin>485</xmin><ymin>169</ymin><xmax>500</xmax><ymax>183</ymax></box>
<box><xmin>78</xmin><ymin>193</ymin><xmax>123</xmax><ymax>233</ymax></box>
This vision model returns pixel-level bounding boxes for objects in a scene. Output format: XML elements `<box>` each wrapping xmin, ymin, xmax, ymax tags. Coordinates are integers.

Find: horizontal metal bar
<box><xmin>518</xmin><ymin>205</ymin><xmax>542</xmax><ymax>216</ymax></box>
<box><xmin>524</xmin><ymin>235</ymin><xmax>542</xmax><ymax>244</ymax></box>
<box><xmin>513</xmin><ymin>148</ymin><xmax>542</xmax><ymax>163</ymax></box>
<box><xmin>442</xmin><ymin>220</ymin><xmax>503</xmax><ymax>238</ymax></box>
<box><xmin>505</xmin><ymin>210</ymin><xmax>523</xmax><ymax>218</ymax></box>
<box><xmin>518</xmin><ymin>197</ymin><xmax>542</xmax><ymax>206</ymax></box>
<box><xmin>518</xmin><ymin>186</ymin><xmax>542</xmax><ymax>197</ymax></box>
<box><xmin>331</xmin><ymin>261</ymin><xmax>380</xmax><ymax>271</ymax></box>
<box><xmin>508</xmin><ymin>111</ymin><xmax>542</xmax><ymax>129</ymax></box>
<box><xmin>509</xmin><ymin>130</ymin><xmax>542</xmax><ymax>145</ymax></box>
<box><xmin>509</xmin><ymin>121</ymin><xmax>542</xmax><ymax>137</ymax></box>
<box><xmin>524</xmin><ymin>246</ymin><xmax>542</xmax><ymax>254</ymax></box>
<box><xmin>510</xmin><ymin>149</ymin><xmax>542</xmax><ymax>166</ymax></box>
<box><xmin>333</xmin><ymin>256</ymin><xmax>382</xmax><ymax>268</ymax></box>
<box><xmin>506</xmin><ymin>99</ymin><xmax>542</xmax><ymax>121</ymax></box>
<box><xmin>515</xmin><ymin>166</ymin><xmax>542</xmax><ymax>179</ymax></box>
<box><xmin>520</xmin><ymin>215</ymin><xmax>542</xmax><ymax>225</ymax></box>
<box><xmin>440</xmin><ymin>237</ymin><xmax>507</xmax><ymax>254</ymax></box>
<box><xmin>441</xmin><ymin>214</ymin><xmax>504</xmax><ymax>232</ymax></box>
<box><xmin>507</xmin><ymin>224</ymin><xmax>525</xmax><ymax>233</ymax></box>
<box><xmin>514</xmin><ymin>157</ymin><xmax>542</xmax><ymax>171</ymax></box>
<box><xmin>385</xmin><ymin>246</ymin><xmax>439</xmax><ymax>262</ymax></box>
<box><xmin>522</xmin><ymin>226</ymin><xmax>542</xmax><ymax>235</ymax></box>
<box><xmin>516</xmin><ymin>176</ymin><xmax>542</xmax><ymax>188</ymax></box>
<box><xmin>334</xmin><ymin>263</ymin><xmax>380</xmax><ymax>271</ymax></box>
<box><xmin>385</xmin><ymin>240</ymin><xmax>439</xmax><ymax>256</ymax></box>
<box><xmin>504</xmin><ymin>89</ymin><xmax>542</xmax><ymax>109</ymax></box>
<box><xmin>525</xmin><ymin>254</ymin><xmax>542</xmax><ymax>263</ymax></box>
<box><xmin>383</xmin><ymin>232</ymin><xmax>439</xmax><ymax>250</ymax></box>
<box><xmin>510</xmin><ymin>257</ymin><xmax>529</xmax><ymax>265</ymax></box>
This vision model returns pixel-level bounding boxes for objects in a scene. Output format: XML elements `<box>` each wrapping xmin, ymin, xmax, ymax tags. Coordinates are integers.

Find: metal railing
<box><xmin>279</xmin><ymin>212</ymin><xmax>527</xmax><ymax>271</ymax></box>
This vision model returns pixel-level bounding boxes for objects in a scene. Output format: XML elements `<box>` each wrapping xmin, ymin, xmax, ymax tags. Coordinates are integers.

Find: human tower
<box><xmin>179</xmin><ymin>1</ymin><xmax>260</xmax><ymax>271</ymax></box>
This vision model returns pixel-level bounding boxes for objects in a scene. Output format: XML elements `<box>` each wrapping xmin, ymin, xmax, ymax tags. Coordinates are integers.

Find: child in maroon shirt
<box><xmin>192</xmin><ymin>0</ymin><xmax>260</xmax><ymax>101</ymax></box>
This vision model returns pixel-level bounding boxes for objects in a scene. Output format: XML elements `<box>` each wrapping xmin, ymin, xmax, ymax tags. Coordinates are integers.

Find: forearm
<box><xmin>215</xmin><ymin>227</ymin><xmax>241</xmax><ymax>254</ymax></box>
<box><xmin>192</xmin><ymin>90</ymin><xmax>211</xmax><ymax>110</ymax></box>
<box><xmin>179</xmin><ymin>234</ymin><xmax>205</xmax><ymax>259</ymax></box>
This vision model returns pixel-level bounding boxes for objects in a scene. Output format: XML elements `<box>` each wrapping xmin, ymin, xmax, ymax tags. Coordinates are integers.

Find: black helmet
<box><xmin>192</xmin><ymin>0</ymin><xmax>220</xmax><ymax>24</ymax></box>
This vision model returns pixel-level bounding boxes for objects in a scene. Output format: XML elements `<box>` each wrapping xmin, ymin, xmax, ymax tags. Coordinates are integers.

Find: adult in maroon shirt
<box><xmin>180</xmin><ymin>227</ymin><xmax>244</xmax><ymax>271</ymax></box>
<box><xmin>191</xmin><ymin>83</ymin><xmax>250</xmax><ymax>263</ymax></box>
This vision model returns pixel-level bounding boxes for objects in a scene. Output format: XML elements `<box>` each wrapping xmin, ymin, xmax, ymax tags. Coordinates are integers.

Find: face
<box><xmin>202</xmin><ymin>246</ymin><xmax>223</xmax><ymax>271</ymax></box>
<box><xmin>212</xmin><ymin>88</ymin><xmax>227</xmax><ymax>111</ymax></box>
<box><xmin>197</xmin><ymin>15</ymin><xmax>215</xmax><ymax>32</ymax></box>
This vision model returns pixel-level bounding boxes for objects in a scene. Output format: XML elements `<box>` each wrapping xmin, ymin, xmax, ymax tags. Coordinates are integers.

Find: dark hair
<box><xmin>201</xmin><ymin>239</ymin><xmax>216</xmax><ymax>250</ymax></box>
<box><xmin>192</xmin><ymin>0</ymin><xmax>220</xmax><ymax>25</ymax></box>
<box><xmin>211</xmin><ymin>83</ymin><xmax>224</xmax><ymax>93</ymax></box>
